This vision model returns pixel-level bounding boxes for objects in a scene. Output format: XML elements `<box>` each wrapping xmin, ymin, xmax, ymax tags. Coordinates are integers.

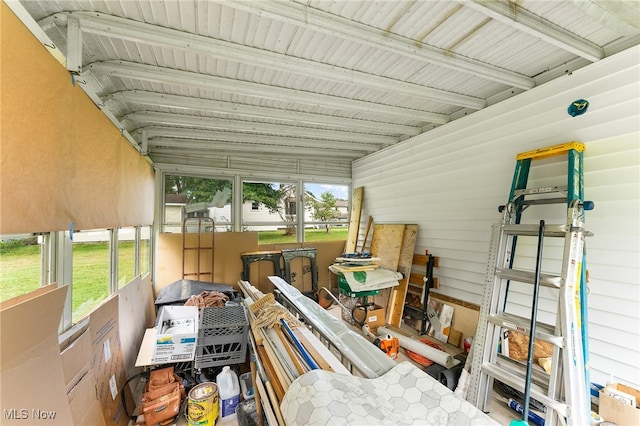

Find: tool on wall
<box><xmin>466</xmin><ymin>142</ymin><xmax>593</xmax><ymax>426</ymax></box>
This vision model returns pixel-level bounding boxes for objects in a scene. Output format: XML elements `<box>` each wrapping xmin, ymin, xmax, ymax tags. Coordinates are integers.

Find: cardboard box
<box><xmin>365</xmin><ymin>305</ymin><xmax>386</xmax><ymax>329</ymax></box>
<box><xmin>68</xmin><ymin>371</ymin><xmax>106</xmax><ymax>426</ymax></box>
<box><xmin>0</xmin><ymin>285</ymin><xmax>73</xmax><ymax>425</ymax></box>
<box><xmin>152</xmin><ymin>305</ymin><xmax>198</xmax><ymax>363</ymax></box>
<box><xmin>599</xmin><ymin>383</ymin><xmax>640</xmax><ymax>425</ymax></box>
<box><xmin>60</xmin><ymin>328</ymin><xmax>92</xmax><ymax>393</ymax></box>
<box><xmin>88</xmin><ymin>295</ymin><xmax>129</xmax><ymax>425</ymax></box>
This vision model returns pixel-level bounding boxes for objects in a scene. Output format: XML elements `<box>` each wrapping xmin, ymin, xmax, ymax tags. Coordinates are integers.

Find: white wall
<box><xmin>353</xmin><ymin>46</ymin><xmax>640</xmax><ymax>388</ymax></box>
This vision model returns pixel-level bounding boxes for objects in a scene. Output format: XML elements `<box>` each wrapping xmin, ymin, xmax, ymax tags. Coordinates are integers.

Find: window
<box><xmin>286</xmin><ymin>198</ymin><xmax>296</xmax><ymax>216</ymax></box>
<box><xmin>118</xmin><ymin>227</ymin><xmax>135</xmax><ymax>288</ymax></box>
<box><xmin>140</xmin><ymin>225</ymin><xmax>151</xmax><ymax>277</ymax></box>
<box><xmin>0</xmin><ymin>234</ymin><xmax>41</xmax><ymax>302</ymax></box>
<box><xmin>163</xmin><ymin>174</ymin><xmax>232</xmax><ymax>232</ymax></box>
<box><xmin>161</xmin><ymin>173</ymin><xmax>351</xmax><ymax>243</ymax></box>
<box><xmin>304</xmin><ymin>183</ymin><xmax>350</xmax><ymax>242</ymax></box>
<box><xmin>72</xmin><ymin>229</ymin><xmax>109</xmax><ymax>322</ymax></box>
<box><xmin>242</xmin><ymin>180</ymin><xmax>297</xmax><ymax>244</ymax></box>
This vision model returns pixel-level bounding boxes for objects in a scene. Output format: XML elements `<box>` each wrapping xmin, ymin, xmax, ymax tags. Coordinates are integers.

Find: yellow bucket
<box><xmin>187</xmin><ymin>382</ymin><xmax>219</xmax><ymax>425</ymax></box>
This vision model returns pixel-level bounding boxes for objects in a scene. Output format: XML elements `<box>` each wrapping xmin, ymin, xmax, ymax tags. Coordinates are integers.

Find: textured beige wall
<box><xmin>1</xmin><ymin>4</ymin><xmax>154</xmax><ymax>234</ymax></box>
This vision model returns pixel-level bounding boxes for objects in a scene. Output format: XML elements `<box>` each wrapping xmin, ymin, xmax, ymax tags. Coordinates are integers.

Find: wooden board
<box><xmin>369</xmin><ymin>224</ymin><xmax>405</xmax><ymax>271</ymax></box>
<box><xmin>388</xmin><ymin>225</ymin><xmax>418</xmax><ymax>327</ymax></box>
<box><xmin>292</xmin><ymin>328</ymin><xmax>334</xmax><ymax>372</ymax></box>
<box><xmin>344</xmin><ymin>186</ymin><xmax>364</xmax><ymax>254</ymax></box>
<box><xmin>407</xmin><ymin>254</ymin><xmax>440</xmax><ymax>297</ymax></box>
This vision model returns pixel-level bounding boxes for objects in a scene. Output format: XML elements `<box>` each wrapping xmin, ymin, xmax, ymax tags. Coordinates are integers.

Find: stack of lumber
<box><xmin>237</xmin><ymin>280</ymin><xmax>349</xmax><ymax>424</ymax></box>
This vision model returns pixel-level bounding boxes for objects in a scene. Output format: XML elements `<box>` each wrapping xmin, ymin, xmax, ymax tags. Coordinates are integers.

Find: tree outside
<box><xmin>307</xmin><ymin>191</ymin><xmax>342</xmax><ymax>232</ymax></box>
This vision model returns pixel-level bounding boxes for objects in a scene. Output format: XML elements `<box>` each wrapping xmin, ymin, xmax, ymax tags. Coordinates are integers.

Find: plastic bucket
<box><xmin>187</xmin><ymin>382</ymin><xmax>219</xmax><ymax>425</ymax></box>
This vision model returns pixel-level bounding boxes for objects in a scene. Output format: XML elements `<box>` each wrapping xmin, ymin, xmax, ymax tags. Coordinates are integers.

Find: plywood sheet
<box><xmin>388</xmin><ymin>225</ymin><xmax>418</xmax><ymax>327</ymax></box>
<box><xmin>370</xmin><ymin>224</ymin><xmax>406</xmax><ymax>271</ymax></box>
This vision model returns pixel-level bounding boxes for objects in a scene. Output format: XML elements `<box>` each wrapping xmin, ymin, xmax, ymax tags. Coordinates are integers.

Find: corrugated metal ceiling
<box><xmin>10</xmin><ymin>0</ymin><xmax>640</xmax><ymax>179</ymax></box>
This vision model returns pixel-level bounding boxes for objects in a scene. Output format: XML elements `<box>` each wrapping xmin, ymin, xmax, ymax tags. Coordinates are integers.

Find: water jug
<box><xmin>216</xmin><ymin>366</ymin><xmax>240</xmax><ymax>422</ymax></box>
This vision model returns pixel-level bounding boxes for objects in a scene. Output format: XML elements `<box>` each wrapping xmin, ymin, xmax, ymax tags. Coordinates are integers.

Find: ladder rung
<box><xmin>502</xmin><ymin>223</ymin><xmax>568</xmax><ymax>236</ymax></box>
<box><xmin>496</xmin><ymin>268</ymin><xmax>562</xmax><ymax>288</ymax></box>
<box><xmin>495</xmin><ymin>354</ymin><xmax>550</xmax><ymax>388</ymax></box>
<box><xmin>514</xmin><ymin>186</ymin><xmax>567</xmax><ymax>197</ymax></box>
<box><xmin>489</xmin><ymin>313</ymin><xmax>564</xmax><ymax>347</ymax></box>
<box><xmin>481</xmin><ymin>363</ymin><xmax>568</xmax><ymax>418</ymax></box>
<box><xmin>521</xmin><ymin>197</ymin><xmax>569</xmax><ymax>207</ymax></box>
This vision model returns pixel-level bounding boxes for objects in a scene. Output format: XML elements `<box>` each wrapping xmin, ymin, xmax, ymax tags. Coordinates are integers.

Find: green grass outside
<box><xmin>0</xmin><ymin>229</ymin><xmax>347</xmax><ymax>310</ymax></box>
<box><xmin>0</xmin><ymin>244</ymin><xmax>41</xmax><ymax>301</ymax></box>
<box><xmin>259</xmin><ymin>227</ymin><xmax>349</xmax><ymax>244</ymax></box>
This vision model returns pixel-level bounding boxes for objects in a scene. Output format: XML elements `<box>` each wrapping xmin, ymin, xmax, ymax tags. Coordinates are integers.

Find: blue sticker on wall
<box><xmin>568</xmin><ymin>99</ymin><xmax>589</xmax><ymax>117</ymax></box>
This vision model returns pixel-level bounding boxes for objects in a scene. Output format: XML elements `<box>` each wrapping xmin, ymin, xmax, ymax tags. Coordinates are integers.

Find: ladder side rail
<box><xmin>468</xmin><ymin>222</ymin><xmax>514</xmax><ymax>410</ymax></box>
<box><xmin>504</xmin><ymin>158</ymin><xmax>531</xmax><ymax>308</ymax></box>
<box><xmin>467</xmin><ymin>223</ymin><xmax>502</xmax><ymax>407</ymax></box>
<box><xmin>546</xmin><ymin>320</ymin><xmax>565</xmax><ymax>426</ymax></box>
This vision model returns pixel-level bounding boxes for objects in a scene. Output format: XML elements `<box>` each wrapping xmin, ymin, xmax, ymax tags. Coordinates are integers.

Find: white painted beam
<box><xmin>139</xmin><ymin>127</ymin><xmax>383</xmax><ymax>153</ymax></box>
<box><xmin>148</xmin><ymin>138</ymin><xmax>370</xmax><ymax>158</ymax></box>
<box><xmin>465</xmin><ymin>0</ymin><xmax>604</xmax><ymax>62</ymax></box>
<box><xmin>65</xmin><ymin>16</ymin><xmax>82</xmax><ymax>74</ymax></box>
<box><xmin>106</xmin><ymin>90</ymin><xmax>422</xmax><ymax>136</ymax></box>
<box><xmin>123</xmin><ymin>111</ymin><xmax>398</xmax><ymax>145</ymax></box>
<box><xmin>215</xmin><ymin>0</ymin><xmax>535</xmax><ymax>89</ymax></box>
<box><xmin>87</xmin><ymin>60</ymin><xmax>449</xmax><ymax>124</ymax></box>
<box><xmin>43</xmin><ymin>12</ymin><xmax>486</xmax><ymax>110</ymax></box>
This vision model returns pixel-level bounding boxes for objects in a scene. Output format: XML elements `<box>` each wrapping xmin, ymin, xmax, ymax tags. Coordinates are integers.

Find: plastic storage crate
<box><xmin>194</xmin><ymin>305</ymin><xmax>249</xmax><ymax>369</ymax></box>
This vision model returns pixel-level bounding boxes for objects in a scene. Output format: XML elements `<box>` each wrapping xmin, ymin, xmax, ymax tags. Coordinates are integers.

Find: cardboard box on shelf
<box><xmin>599</xmin><ymin>383</ymin><xmax>640</xmax><ymax>425</ymax></box>
<box><xmin>152</xmin><ymin>305</ymin><xmax>198</xmax><ymax>363</ymax></box>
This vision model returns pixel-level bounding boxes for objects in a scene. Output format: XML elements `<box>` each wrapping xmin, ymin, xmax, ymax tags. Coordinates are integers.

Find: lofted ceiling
<box><xmin>11</xmin><ymin>0</ymin><xmax>640</xmax><ymax>178</ymax></box>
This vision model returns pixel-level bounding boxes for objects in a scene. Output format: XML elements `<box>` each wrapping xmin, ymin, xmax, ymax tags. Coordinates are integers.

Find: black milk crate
<box><xmin>194</xmin><ymin>305</ymin><xmax>249</xmax><ymax>369</ymax></box>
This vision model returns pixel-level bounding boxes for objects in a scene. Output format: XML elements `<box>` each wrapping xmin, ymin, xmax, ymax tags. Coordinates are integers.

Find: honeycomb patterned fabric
<box><xmin>280</xmin><ymin>361</ymin><xmax>499</xmax><ymax>425</ymax></box>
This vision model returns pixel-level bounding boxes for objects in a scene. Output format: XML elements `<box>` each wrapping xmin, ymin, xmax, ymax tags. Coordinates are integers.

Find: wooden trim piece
<box><xmin>360</xmin><ymin>215</ymin><xmax>374</xmax><ymax>252</ymax></box>
<box><xmin>274</xmin><ymin>324</ymin><xmax>306</xmax><ymax>375</ymax></box>
<box><xmin>293</xmin><ymin>328</ymin><xmax>334</xmax><ymax>372</ymax></box>
<box><xmin>412</xmin><ymin>253</ymin><xmax>440</xmax><ymax>267</ymax></box>
<box><xmin>430</xmin><ymin>291</ymin><xmax>480</xmax><ymax>311</ymax></box>
<box><xmin>344</xmin><ymin>186</ymin><xmax>364</xmax><ymax>253</ymax></box>
<box><xmin>256</xmin><ymin>344</ymin><xmax>286</xmax><ymax>401</ymax></box>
